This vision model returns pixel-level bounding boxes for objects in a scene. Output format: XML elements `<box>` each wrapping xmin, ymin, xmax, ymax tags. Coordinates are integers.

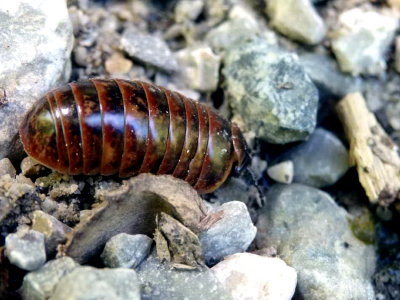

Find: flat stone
<box><xmin>223</xmin><ymin>39</ymin><xmax>318</xmax><ymax>143</ymax></box>
<box><xmin>50</xmin><ymin>266</ymin><xmax>140</xmax><ymax>300</ymax></box>
<box><xmin>0</xmin><ymin>158</ymin><xmax>16</xmax><ymax>178</ymax></box>
<box><xmin>274</xmin><ymin>128</ymin><xmax>350</xmax><ymax>188</ymax></box>
<box><xmin>256</xmin><ymin>184</ymin><xmax>376</xmax><ymax>299</ymax></box>
<box><xmin>121</xmin><ymin>27</ymin><xmax>178</xmax><ymax>72</ymax></box>
<box><xmin>22</xmin><ymin>257</ymin><xmax>78</xmax><ymax>300</ymax></box>
<box><xmin>199</xmin><ymin>201</ymin><xmax>256</xmax><ymax>265</ymax></box>
<box><xmin>331</xmin><ymin>8</ymin><xmax>398</xmax><ymax>75</ymax></box>
<box><xmin>31</xmin><ymin>210</ymin><xmax>72</xmax><ymax>256</ymax></box>
<box><xmin>176</xmin><ymin>45</ymin><xmax>220</xmax><ymax>92</ymax></box>
<box><xmin>101</xmin><ymin>233</ymin><xmax>153</xmax><ymax>269</ymax></box>
<box><xmin>0</xmin><ymin>0</ymin><xmax>73</xmax><ymax>159</ymax></box>
<box><xmin>266</xmin><ymin>0</ymin><xmax>326</xmax><ymax>45</ymax></box>
<box><xmin>5</xmin><ymin>229</ymin><xmax>46</xmax><ymax>271</ymax></box>
<box><xmin>137</xmin><ymin>253</ymin><xmax>231</xmax><ymax>300</ymax></box>
<box><xmin>212</xmin><ymin>253</ymin><xmax>297</xmax><ymax>300</ymax></box>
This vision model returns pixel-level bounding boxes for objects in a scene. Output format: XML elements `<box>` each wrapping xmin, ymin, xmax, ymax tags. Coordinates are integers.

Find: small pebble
<box><xmin>176</xmin><ymin>45</ymin><xmax>220</xmax><ymax>92</ymax></box>
<box><xmin>331</xmin><ymin>8</ymin><xmax>398</xmax><ymax>75</ymax></box>
<box><xmin>50</xmin><ymin>266</ymin><xmax>141</xmax><ymax>300</ymax></box>
<box><xmin>199</xmin><ymin>201</ymin><xmax>256</xmax><ymax>265</ymax></box>
<box><xmin>105</xmin><ymin>52</ymin><xmax>133</xmax><ymax>74</ymax></box>
<box><xmin>395</xmin><ymin>37</ymin><xmax>400</xmax><ymax>74</ymax></box>
<box><xmin>212</xmin><ymin>253</ymin><xmax>297</xmax><ymax>300</ymax></box>
<box><xmin>101</xmin><ymin>233</ymin><xmax>153</xmax><ymax>269</ymax></box>
<box><xmin>174</xmin><ymin>0</ymin><xmax>204</xmax><ymax>23</ymax></box>
<box><xmin>0</xmin><ymin>158</ymin><xmax>16</xmax><ymax>178</ymax></box>
<box><xmin>22</xmin><ymin>257</ymin><xmax>79</xmax><ymax>300</ymax></box>
<box><xmin>20</xmin><ymin>157</ymin><xmax>47</xmax><ymax>177</ymax></box>
<box><xmin>121</xmin><ymin>27</ymin><xmax>178</xmax><ymax>72</ymax></box>
<box><xmin>266</xmin><ymin>0</ymin><xmax>326</xmax><ymax>45</ymax></box>
<box><xmin>31</xmin><ymin>210</ymin><xmax>72</xmax><ymax>256</ymax></box>
<box><xmin>5</xmin><ymin>229</ymin><xmax>46</xmax><ymax>271</ymax></box>
<box><xmin>267</xmin><ymin>161</ymin><xmax>294</xmax><ymax>184</ymax></box>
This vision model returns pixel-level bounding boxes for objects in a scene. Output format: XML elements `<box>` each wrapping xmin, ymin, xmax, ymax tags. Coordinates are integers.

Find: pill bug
<box><xmin>19</xmin><ymin>79</ymin><xmax>250</xmax><ymax>193</ymax></box>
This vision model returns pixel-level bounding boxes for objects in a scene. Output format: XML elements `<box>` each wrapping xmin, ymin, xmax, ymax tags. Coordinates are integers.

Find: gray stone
<box><xmin>266</xmin><ymin>0</ymin><xmax>326</xmax><ymax>45</ymax></box>
<box><xmin>223</xmin><ymin>39</ymin><xmax>318</xmax><ymax>143</ymax></box>
<box><xmin>121</xmin><ymin>27</ymin><xmax>178</xmax><ymax>72</ymax></box>
<box><xmin>256</xmin><ymin>184</ymin><xmax>376</xmax><ymax>300</ymax></box>
<box><xmin>204</xmin><ymin>0</ymin><xmax>240</xmax><ymax>24</ymax></box>
<box><xmin>267</xmin><ymin>160</ymin><xmax>294</xmax><ymax>184</ymax></box>
<box><xmin>0</xmin><ymin>0</ymin><xmax>73</xmax><ymax>159</ymax></box>
<box><xmin>22</xmin><ymin>257</ymin><xmax>79</xmax><ymax>300</ymax></box>
<box><xmin>31</xmin><ymin>210</ymin><xmax>72</xmax><ymax>256</ymax></box>
<box><xmin>176</xmin><ymin>45</ymin><xmax>220</xmax><ymax>92</ymax></box>
<box><xmin>331</xmin><ymin>8</ymin><xmax>398</xmax><ymax>75</ymax></box>
<box><xmin>0</xmin><ymin>158</ymin><xmax>16</xmax><ymax>178</ymax></box>
<box><xmin>50</xmin><ymin>266</ymin><xmax>140</xmax><ymax>300</ymax></box>
<box><xmin>5</xmin><ymin>229</ymin><xmax>46</xmax><ymax>271</ymax></box>
<box><xmin>101</xmin><ymin>233</ymin><xmax>153</xmax><ymax>269</ymax></box>
<box><xmin>200</xmin><ymin>201</ymin><xmax>256</xmax><ymax>265</ymax></box>
<box><xmin>275</xmin><ymin>128</ymin><xmax>350</xmax><ymax>188</ymax></box>
<box><xmin>137</xmin><ymin>253</ymin><xmax>232</xmax><ymax>300</ymax></box>
<box><xmin>300</xmin><ymin>52</ymin><xmax>361</xmax><ymax>98</ymax></box>
<box><xmin>211</xmin><ymin>253</ymin><xmax>297</xmax><ymax>300</ymax></box>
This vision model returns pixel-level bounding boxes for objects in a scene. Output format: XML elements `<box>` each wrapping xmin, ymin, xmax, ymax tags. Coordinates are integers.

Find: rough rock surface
<box><xmin>22</xmin><ymin>257</ymin><xmax>78</xmax><ymax>300</ymax></box>
<box><xmin>50</xmin><ymin>266</ymin><xmax>141</xmax><ymax>300</ymax></box>
<box><xmin>101</xmin><ymin>233</ymin><xmax>153</xmax><ymax>269</ymax></box>
<box><xmin>5</xmin><ymin>229</ymin><xmax>46</xmax><ymax>271</ymax></box>
<box><xmin>0</xmin><ymin>0</ymin><xmax>73</xmax><ymax>159</ymax></box>
<box><xmin>137</xmin><ymin>253</ymin><xmax>231</xmax><ymax>300</ymax></box>
<box><xmin>331</xmin><ymin>8</ymin><xmax>398</xmax><ymax>75</ymax></box>
<box><xmin>256</xmin><ymin>184</ymin><xmax>376</xmax><ymax>300</ymax></box>
<box><xmin>223</xmin><ymin>39</ymin><xmax>318</xmax><ymax>143</ymax></box>
<box><xmin>212</xmin><ymin>253</ymin><xmax>297</xmax><ymax>300</ymax></box>
<box><xmin>266</xmin><ymin>0</ymin><xmax>326</xmax><ymax>45</ymax></box>
<box><xmin>0</xmin><ymin>158</ymin><xmax>16</xmax><ymax>178</ymax></box>
<box><xmin>274</xmin><ymin>128</ymin><xmax>350</xmax><ymax>188</ymax></box>
<box><xmin>199</xmin><ymin>201</ymin><xmax>256</xmax><ymax>265</ymax></box>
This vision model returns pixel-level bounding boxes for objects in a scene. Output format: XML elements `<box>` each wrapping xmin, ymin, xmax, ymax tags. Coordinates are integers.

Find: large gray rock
<box><xmin>271</xmin><ymin>128</ymin><xmax>350</xmax><ymax>188</ymax></box>
<box><xmin>200</xmin><ymin>201</ymin><xmax>256</xmax><ymax>265</ymax></box>
<box><xmin>223</xmin><ymin>39</ymin><xmax>318</xmax><ymax>143</ymax></box>
<box><xmin>0</xmin><ymin>0</ymin><xmax>73</xmax><ymax>159</ymax></box>
<box><xmin>22</xmin><ymin>257</ymin><xmax>79</xmax><ymax>300</ymax></box>
<box><xmin>331</xmin><ymin>8</ymin><xmax>398</xmax><ymax>75</ymax></box>
<box><xmin>266</xmin><ymin>0</ymin><xmax>326</xmax><ymax>45</ymax></box>
<box><xmin>256</xmin><ymin>184</ymin><xmax>376</xmax><ymax>300</ymax></box>
<box><xmin>137</xmin><ymin>254</ymin><xmax>232</xmax><ymax>300</ymax></box>
<box><xmin>101</xmin><ymin>233</ymin><xmax>153</xmax><ymax>269</ymax></box>
<box><xmin>5</xmin><ymin>229</ymin><xmax>46</xmax><ymax>271</ymax></box>
<box><xmin>211</xmin><ymin>253</ymin><xmax>297</xmax><ymax>300</ymax></box>
<box><xmin>50</xmin><ymin>266</ymin><xmax>141</xmax><ymax>300</ymax></box>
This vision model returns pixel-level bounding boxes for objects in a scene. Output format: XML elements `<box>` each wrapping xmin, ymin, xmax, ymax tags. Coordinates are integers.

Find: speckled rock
<box><xmin>121</xmin><ymin>27</ymin><xmax>178</xmax><ymax>72</ymax></box>
<box><xmin>200</xmin><ymin>201</ymin><xmax>256</xmax><ymax>265</ymax></box>
<box><xmin>101</xmin><ymin>233</ymin><xmax>153</xmax><ymax>269</ymax></box>
<box><xmin>212</xmin><ymin>253</ymin><xmax>297</xmax><ymax>300</ymax></box>
<box><xmin>50</xmin><ymin>266</ymin><xmax>140</xmax><ymax>300</ymax></box>
<box><xmin>224</xmin><ymin>39</ymin><xmax>318</xmax><ymax>143</ymax></box>
<box><xmin>176</xmin><ymin>45</ymin><xmax>220</xmax><ymax>92</ymax></box>
<box><xmin>22</xmin><ymin>257</ymin><xmax>79</xmax><ymax>300</ymax></box>
<box><xmin>256</xmin><ymin>184</ymin><xmax>376</xmax><ymax>300</ymax></box>
<box><xmin>5</xmin><ymin>229</ymin><xmax>46</xmax><ymax>271</ymax></box>
<box><xmin>331</xmin><ymin>8</ymin><xmax>398</xmax><ymax>75</ymax></box>
<box><xmin>274</xmin><ymin>128</ymin><xmax>350</xmax><ymax>188</ymax></box>
<box><xmin>0</xmin><ymin>0</ymin><xmax>73</xmax><ymax>159</ymax></box>
<box><xmin>137</xmin><ymin>253</ymin><xmax>231</xmax><ymax>300</ymax></box>
<box><xmin>266</xmin><ymin>0</ymin><xmax>326</xmax><ymax>45</ymax></box>
<box><xmin>0</xmin><ymin>158</ymin><xmax>16</xmax><ymax>178</ymax></box>
<box><xmin>31</xmin><ymin>210</ymin><xmax>72</xmax><ymax>256</ymax></box>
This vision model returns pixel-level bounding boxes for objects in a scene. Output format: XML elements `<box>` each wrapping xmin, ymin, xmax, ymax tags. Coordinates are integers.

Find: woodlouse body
<box><xmin>19</xmin><ymin>79</ymin><xmax>249</xmax><ymax>193</ymax></box>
